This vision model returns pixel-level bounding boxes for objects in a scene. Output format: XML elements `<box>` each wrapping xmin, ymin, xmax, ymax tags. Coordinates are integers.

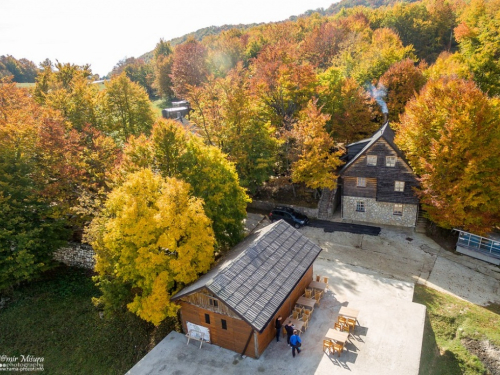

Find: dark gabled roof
<box><xmin>340</xmin><ymin>121</ymin><xmax>409</xmax><ymax>174</ymax></box>
<box><xmin>171</xmin><ymin>220</ymin><xmax>322</xmax><ymax>333</ymax></box>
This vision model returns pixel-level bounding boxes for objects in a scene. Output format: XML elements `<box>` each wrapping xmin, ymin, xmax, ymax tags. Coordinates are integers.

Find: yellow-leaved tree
<box><xmin>86</xmin><ymin>168</ymin><xmax>215</xmax><ymax>325</ymax></box>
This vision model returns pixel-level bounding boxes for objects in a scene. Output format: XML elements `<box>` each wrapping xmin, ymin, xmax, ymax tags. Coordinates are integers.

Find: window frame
<box><xmin>221</xmin><ymin>319</ymin><xmax>227</xmax><ymax>330</ymax></box>
<box><xmin>205</xmin><ymin>313</ymin><xmax>210</xmax><ymax>324</ymax></box>
<box><xmin>356</xmin><ymin>201</ymin><xmax>365</xmax><ymax>212</ymax></box>
<box><xmin>394</xmin><ymin>181</ymin><xmax>405</xmax><ymax>192</ymax></box>
<box><xmin>393</xmin><ymin>204</ymin><xmax>403</xmax><ymax>216</ymax></box>
<box><xmin>357</xmin><ymin>177</ymin><xmax>367</xmax><ymax>187</ymax></box>
<box><xmin>367</xmin><ymin>155</ymin><xmax>377</xmax><ymax>166</ymax></box>
<box><xmin>386</xmin><ymin>156</ymin><xmax>397</xmax><ymax>167</ymax></box>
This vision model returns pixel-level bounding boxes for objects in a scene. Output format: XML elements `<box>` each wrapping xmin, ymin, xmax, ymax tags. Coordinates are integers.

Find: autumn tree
<box><xmin>205</xmin><ymin>29</ymin><xmax>246</xmax><ymax>77</ymax></box>
<box><xmin>454</xmin><ymin>0</ymin><xmax>500</xmax><ymax>96</ymax></box>
<box><xmin>291</xmin><ymin>100</ymin><xmax>344</xmax><ymax>190</ymax></box>
<box><xmin>153</xmin><ymin>39</ymin><xmax>174</xmax><ymax>101</ymax></box>
<box><xmin>249</xmin><ymin>43</ymin><xmax>317</xmax><ymax>174</ymax></box>
<box><xmin>70</xmin><ymin>125</ymin><xmax>120</xmax><ymax>234</ymax></box>
<box><xmin>378</xmin><ymin>59</ymin><xmax>427</xmax><ymax>122</ymax></box>
<box><xmin>0</xmin><ymin>79</ymin><xmax>69</xmax><ymax>289</ymax></box>
<box><xmin>396</xmin><ymin>77</ymin><xmax>500</xmax><ymax>234</ymax></box>
<box><xmin>344</xmin><ymin>28</ymin><xmax>416</xmax><ymax>84</ymax></box>
<box><xmin>300</xmin><ymin>21</ymin><xmax>346</xmax><ymax>69</ymax></box>
<box><xmin>186</xmin><ymin>64</ymin><xmax>277</xmax><ymax>191</ymax></box>
<box><xmin>100</xmin><ymin>72</ymin><xmax>155</xmax><ymax>143</ymax></box>
<box><xmin>317</xmin><ymin>67</ymin><xmax>376</xmax><ymax>144</ymax></box>
<box><xmin>87</xmin><ymin>168</ymin><xmax>215</xmax><ymax>325</ymax></box>
<box><xmin>373</xmin><ymin>1</ymin><xmax>456</xmax><ymax>63</ymax></box>
<box><xmin>0</xmin><ymin>55</ymin><xmax>38</xmax><ymax>82</ymax></box>
<box><xmin>110</xmin><ymin>57</ymin><xmax>155</xmax><ymax>97</ymax></box>
<box><xmin>424</xmin><ymin>52</ymin><xmax>473</xmax><ymax>81</ymax></box>
<box><xmin>33</xmin><ymin>61</ymin><xmax>102</xmax><ymax>131</ymax></box>
<box><xmin>118</xmin><ymin>120</ymin><xmax>250</xmax><ymax>250</ymax></box>
<box><xmin>171</xmin><ymin>39</ymin><xmax>208</xmax><ymax>98</ymax></box>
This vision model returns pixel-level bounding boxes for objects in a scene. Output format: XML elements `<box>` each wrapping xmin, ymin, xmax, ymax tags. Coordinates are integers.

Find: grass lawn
<box><xmin>150</xmin><ymin>98</ymin><xmax>168</xmax><ymax>119</ymax></box>
<box><xmin>414</xmin><ymin>284</ymin><xmax>500</xmax><ymax>375</ymax></box>
<box><xmin>0</xmin><ymin>266</ymin><xmax>177</xmax><ymax>375</ymax></box>
<box><xmin>15</xmin><ymin>82</ymin><xmax>35</xmax><ymax>88</ymax></box>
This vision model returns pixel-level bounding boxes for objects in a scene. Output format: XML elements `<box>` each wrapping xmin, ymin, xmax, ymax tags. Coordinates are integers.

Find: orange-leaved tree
<box><xmin>395</xmin><ymin>77</ymin><xmax>500</xmax><ymax>234</ymax></box>
<box><xmin>171</xmin><ymin>38</ymin><xmax>208</xmax><ymax>99</ymax></box>
<box><xmin>378</xmin><ymin>59</ymin><xmax>427</xmax><ymax>122</ymax></box>
<box><xmin>291</xmin><ymin>99</ymin><xmax>344</xmax><ymax>190</ymax></box>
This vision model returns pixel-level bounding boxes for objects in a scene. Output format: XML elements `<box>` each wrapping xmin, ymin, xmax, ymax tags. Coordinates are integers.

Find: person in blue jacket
<box><xmin>289</xmin><ymin>330</ymin><xmax>302</xmax><ymax>357</ymax></box>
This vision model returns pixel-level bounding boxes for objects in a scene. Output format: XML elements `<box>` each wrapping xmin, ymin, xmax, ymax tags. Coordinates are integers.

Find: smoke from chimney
<box><xmin>368</xmin><ymin>84</ymin><xmax>388</xmax><ymax>115</ymax></box>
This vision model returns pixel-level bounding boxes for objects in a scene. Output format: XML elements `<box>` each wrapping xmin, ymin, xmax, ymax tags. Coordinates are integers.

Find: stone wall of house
<box><xmin>248</xmin><ymin>200</ymin><xmax>319</xmax><ymax>218</ymax></box>
<box><xmin>342</xmin><ymin>196</ymin><xmax>417</xmax><ymax>227</ymax></box>
<box><xmin>53</xmin><ymin>242</ymin><xmax>95</xmax><ymax>269</ymax></box>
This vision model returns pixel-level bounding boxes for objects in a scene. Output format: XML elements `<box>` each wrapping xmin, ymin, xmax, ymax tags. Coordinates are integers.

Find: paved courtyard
<box><xmin>126</xmin><ymin>215</ymin><xmax>500</xmax><ymax>374</ymax></box>
<box><xmin>127</xmin><ymin>229</ymin><xmax>426</xmax><ymax>374</ymax></box>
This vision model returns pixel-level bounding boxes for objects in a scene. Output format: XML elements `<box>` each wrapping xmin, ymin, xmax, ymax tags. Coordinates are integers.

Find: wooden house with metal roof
<box><xmin>339</xmin><ymin>122</ymin><xmax>420</xmax><ymax>227</ymax></box>
<box><xmin>171</xmin><ymin>220</ymin><xmax>322</xmax><ymax>358</ymax></box>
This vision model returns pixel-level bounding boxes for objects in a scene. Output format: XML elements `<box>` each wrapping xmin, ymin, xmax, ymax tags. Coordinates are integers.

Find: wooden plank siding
<box><xmin>177</xmin><ymin>265</ymin><xmax>314</xmax><ymax>358</ymax></box>
<box><xmin>179</xmin><ymin>301</ymin><xmax>257</xmax><ymax>357</ymax></box>
<box><xmin>343</xmin><ymin>177</ymin><xmax>377</xmax><ymax>198</ymax></box>
<box><xmin>255</xmin><ymin>266</ymin><xmax>314</xmax><ymax>354</ymax></box>
<box><xmin>342</xmin><ymin>139</ymin><xmax>419</xmax><ymax>204</ymax></box>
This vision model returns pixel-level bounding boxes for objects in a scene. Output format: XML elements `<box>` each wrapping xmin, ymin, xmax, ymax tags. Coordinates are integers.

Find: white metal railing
<box><xmin>455</xmin><ymin>229</ymin><xmax>500</xmax><ymax>259</ymax></box>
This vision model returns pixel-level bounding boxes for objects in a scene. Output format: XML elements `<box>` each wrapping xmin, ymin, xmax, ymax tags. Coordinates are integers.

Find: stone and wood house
<box><xmin>338</xmin><ymin>122</ymin><xmax>420</xmax><ymax>227</ymax></box>
<box><xmin>171</xmin><ymin>220</ymin><xmax>322</xmax><ymax>358</ymax></box>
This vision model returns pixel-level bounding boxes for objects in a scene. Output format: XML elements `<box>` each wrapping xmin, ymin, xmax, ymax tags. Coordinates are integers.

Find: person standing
<box><xmin>285</xmin><ymin>321</ymin><xmax>295</xmax><ymax>346</ymax></box>
<box><xmin>275</xmin><ymin>315</ymin><xmax>283</xmax><ymax>342</ymax></box>
<box><xmin>290</xmin><ymin>330</ymin><xmax>302</xmax><ymax>357</ymax></box>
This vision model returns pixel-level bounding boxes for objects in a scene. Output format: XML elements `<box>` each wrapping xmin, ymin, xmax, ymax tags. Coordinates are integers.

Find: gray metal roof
<box><xmin>171</xmin><ymin>220</ymin><xmax>322</xmax><ymax>332</ymax></box>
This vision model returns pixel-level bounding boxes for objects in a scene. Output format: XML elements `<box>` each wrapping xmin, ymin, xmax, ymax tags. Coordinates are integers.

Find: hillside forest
<box><xmin>1</xmin><ymin>0</ymin><xmax>500</xmax><ymax>325</ymax></box>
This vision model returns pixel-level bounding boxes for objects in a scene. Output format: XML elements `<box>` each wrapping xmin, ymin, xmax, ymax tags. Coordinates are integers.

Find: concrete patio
<box><xmin>127</xmin><ymin>257</ymin><xmax>425</xmax><ymax>375</ymax></box>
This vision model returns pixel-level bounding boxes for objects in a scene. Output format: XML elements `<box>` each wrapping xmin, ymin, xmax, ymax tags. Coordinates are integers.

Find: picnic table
<box><xmin>296</xmin><ymin>296</ymin><xmax>316</xmax><ymax>310</ymax></box>
<box><xmin>325</xmin><ymin>328</ymin><xmax>349</xmax><ymax>345</ymax></box>
<box><xmin>339</xmin><ymin>306</ymin><xmax>360</xmax><ymax>321</ymax></box>
<box><xmin>308</xmin><ymin>281</ymin><xmax>327</xmax><ymax>291</ymax></box>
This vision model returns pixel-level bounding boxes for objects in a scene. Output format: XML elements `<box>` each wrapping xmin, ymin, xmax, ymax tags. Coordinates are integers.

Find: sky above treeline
<box><xmin>0</xmin><ymin>0</ymin><xmax>335</xmax><ymax>77</ymax></box>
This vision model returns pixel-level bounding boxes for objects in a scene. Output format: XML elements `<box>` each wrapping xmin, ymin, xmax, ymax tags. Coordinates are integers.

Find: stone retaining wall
<box><xmin>248</xmin><ymin>200</ymin><xmax>319</xmax><ymax>218</ymax></box>
<box><xmin>53</xmin><ymin>242</ymin><xmax>95</xmax><ymax>269</ymax></box>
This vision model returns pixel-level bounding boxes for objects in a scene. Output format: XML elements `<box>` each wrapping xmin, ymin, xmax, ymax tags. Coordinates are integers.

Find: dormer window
<box><xmin>386</xmin><ymin>156</ymin><xmax>397</xmax><ymax>167</ymax></box>
<box><xmin>367</xmin><ymin>155</ymin><xmax>377</xmax><ymax>166</ymax></box>
<box><xmin>357</xmin><ymin>177</ymin><xmax>367</xmax><ymax>187</ymax></box>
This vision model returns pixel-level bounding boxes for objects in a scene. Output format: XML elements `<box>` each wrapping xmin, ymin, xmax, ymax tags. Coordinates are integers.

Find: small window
<box><xmin>393</xmin><ymin>204</ymin><xmax>403</xmax><ymax>216</ymax></box>
<box><xmin>395</xmin><ymin>181</ymin><xmax>405</xmax><ymax>192</ymax></box>
<box><xmin>356</xmin><ymin>201</ymin><xmax>365</xmax><ymax>212</ymax></box>
<box><xmin>209</xmin><ymin>298</ymin><xmax>219</xmax><ymax>308</ymax></box>
<box><xmin>221</xmin><ymin>319</ymin><xmax>227</xmax><ymax>330</ymax></box>
<box><xmin>205</xmin><ymin>314</ymin><xmax>210</xmax><ymax>324</ymax></box>
<box><xmin>357</xmin><ymin>177</ymin><xmax>367</xmax><ymax>187</ymax></box>
<box><xmin>367</xmin><ymin>155</ymin><xmax>377</xmax><ymax>166</ymax></box>
<box><xmin>386</xmin><ymin>156</ymin><xmax>397</xmax><ymax>167</ymax></box>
